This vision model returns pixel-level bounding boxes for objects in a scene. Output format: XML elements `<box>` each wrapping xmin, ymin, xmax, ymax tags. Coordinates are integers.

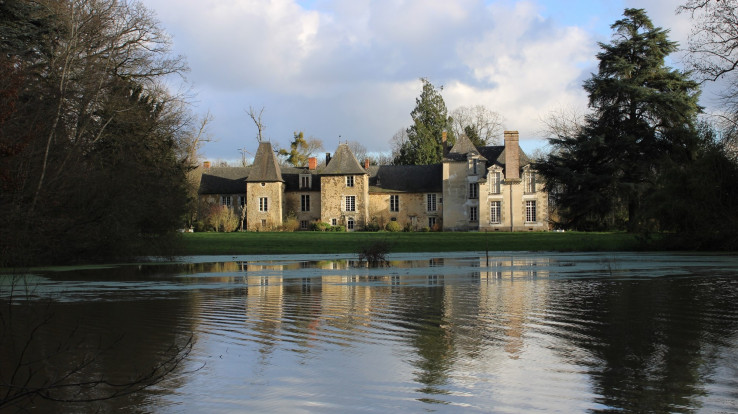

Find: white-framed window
<box><xmin>300</xmin><ymin>174</ymin><xmax>311</xmax><ymax>189</ymax></box>
<box><xmin>428</xmin><ymin>217</ymin><xmax>437</xmax><ymax>228</ymax></box>
<box><xmin>472</xmin><ymin>158</ymin><xmax>478</xmax><ymax>175</ymax></box>
<box><xmin>427</xmin><ymin>194</ymin><xmax>437</xmax><ymax>212</ymax></box>
<box><xmin>469</xmin><ymin>183</ymin><xmax>478</xmax><ymax>199</ymax></box>
<box><xmin>526</xmin><ymin>200</ymin><xmax>537</xmax><ymax>222</ymax></box>
<box><xmin>301</xmin><ymin>194</ymin><xmax>310</xmax><ymax>212</ymax></box>
<box><xmin>221</xmin><ymin>195</ymin><xmax>231</xmax><ymax>206</ymax></box>
<box><xmin>331</xmin><ymin>218</ymin><xmax>337</xmax><ymax>226</ymax></box>
<box><xmin>490</xmin><ymin>171</ymin><xmax>501</xmax><ymax>194</ymax></box>
<box><xmin>347</xmin><ymin>217</ymin><xmax>355</xmax><ymax>230</ymax></box>
<box><xmin>346</xmin><ymin>175</ymin><xmax>354</xmax><ymax>187</ymax></box>
<box><xmin>300</xmin><ymin>220</ymin><xmax>308</xmax><ymax>230</ymax></box>
<box><xmin>238</xmin><ymin>196</ymin><xmax>246</xmax><ymax>207</ymax></box>
<box><xmin>525</xmin><ymin>171</ymin><xmax>536</xmax><ymax>194</ymax></box>
<box><xmin>490</xmin><ymin>201</ymin><xmax>501</xmax><ymax>224</ymax></box>
<box><xmin>470</xmin><ymin>206</ymin><xmax>478</xmax><ymax>222</ymax></box>
<box><xmin>259</xmin><ymin>197</ymin><xmax>268</xmax><ymax>212</ymax></box>
<box><xmin>390</xmin><ymin>195</ymin><xmax>399</xmax><ymax>212</ymax></box>
<box><xmin>345</xmin><ymin>195</ymin><xmax>356</xmax><ymax>212</ymax></box>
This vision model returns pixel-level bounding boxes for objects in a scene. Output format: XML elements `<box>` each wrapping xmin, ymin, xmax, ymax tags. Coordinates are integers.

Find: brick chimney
<box><xmin>203</xmin><ymin>160</ymin><xmax>211</xmax><ymax>169</ymax></box>
<box><xmin>308</xmin><ymin>157</ymin><xmax>317</xmax><ymax>170</ymax></box>
<box><xmin>504</xmin><ymin>131</ymin><xmax>520</xmax><ymax>180</ymax></box>
<box><xmin>364</xmin><ymin>158</ymin><xmax>370</xmax><ymax>169</ymax></box>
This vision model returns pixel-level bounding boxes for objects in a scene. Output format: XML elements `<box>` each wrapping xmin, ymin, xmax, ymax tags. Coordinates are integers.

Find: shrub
<box><xmin>357</xmin><ymin>240</ymin><xmax>391</xmax><ymax>267</ymax></box>
<box><xmin>420</xmin><ymin>226</ymin><xmax>430</xmax><ymax>232</ymax></box>
<box><xmin>282</xmin><ymin>212</ymin><xmax>299</xmax><ymax>232</ymax></box>
<box><xmin>329</xmin><ymin>225</ymin><xmax>346</xmax><ymax>232</ymax></box>
<box><xmin>385</xmin><ymin>221</ymin><xmax>402</xmax><ymax>232</ymax></box>
<box><xmin>311</xmin><ymin>221</ymin><xmax>331</xmax><ymax>232</ymax></box>
<box><xmin>205</xmin><ymin>205</ymin><xmax>239</xmax><ymax>232</ymax></box>
<box><xmin>363</xmin><ymin>221</ymin><xmax>381</xmax><ymax>232</ymax></box>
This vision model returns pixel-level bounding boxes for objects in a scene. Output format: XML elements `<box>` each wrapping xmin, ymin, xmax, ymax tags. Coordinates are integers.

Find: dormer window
<box><xmin>473</xmin><ymin>159</ymin><xmax>478</xmax><ymax>175</ymax></box>
<box><xmin>490</xmin><ymin>171</ymin><xmax>501</xmax><ymax>194</ymax></box>
<box><xmin>300</xmin><ymin>174</ymin><xmax>311</xmax><ymax>189</ymax></box>
<box><xmin>346</xmin><ymin>175</ymin><xmax>354</xmax><ymax>187</ymax></box>
<box><xmin>524</xmin><ymin>171</ymin><xmax>536</xmax><ymax>194</ymax></box>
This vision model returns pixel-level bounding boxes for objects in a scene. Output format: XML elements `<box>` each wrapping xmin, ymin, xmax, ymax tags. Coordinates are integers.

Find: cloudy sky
<box><xmin>142</xmin><ymin>0</ymin><xmax>700</xmax><ymax>161</ymax></box>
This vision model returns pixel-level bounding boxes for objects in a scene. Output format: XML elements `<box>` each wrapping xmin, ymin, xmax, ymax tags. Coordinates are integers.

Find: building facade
<box><xmin>198</xmin><ymin>131</ymin><xmax>549</xmax><ymax>231</ymax></box>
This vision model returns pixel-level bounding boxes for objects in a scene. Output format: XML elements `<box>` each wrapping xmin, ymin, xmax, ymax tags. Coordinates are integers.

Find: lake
<box><xmin>2</xmin><ymin>252</ymin><xmax>738</xmax><ymax>413</ymax></box>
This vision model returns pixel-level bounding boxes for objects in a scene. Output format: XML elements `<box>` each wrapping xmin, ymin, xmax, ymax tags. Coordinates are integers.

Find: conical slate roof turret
<box><xmin>322</xmin><ymin>143</ymin><xmax>367</xmax><ymax>175</ymax></box>
<box><xmin>246</xmin><ymin>141</ymin><xmax>284</xmax><ymax>182</ymax></box>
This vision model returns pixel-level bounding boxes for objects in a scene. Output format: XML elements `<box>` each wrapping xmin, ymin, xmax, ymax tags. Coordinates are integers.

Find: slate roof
<box><xmin>445</xmin><ymin>134</ymin><xmax>486</xmax><ymax>162</ymax></box>
<box><xmin>281</xmin><ymin>167</ymin><xmax>322</xmax><ymax>192</ymax></box>
<box><xmin>322</xmin><ymin>143</ymin><xmax>368</xmax><ymax>175</ymax></box>
<box><xmin>246</xmin><ymin>141</ymin><xmax>284</xmax><ymax>182</ymax></box>
<box><xmin>199</xmin><ymin>167</ymin><xmax>251</xmax><ymax>194</ymax></box>
<box><xmin>368</xmin><ymin>164</ymin><xmax>442</xmax><ymax>193</ymax></box>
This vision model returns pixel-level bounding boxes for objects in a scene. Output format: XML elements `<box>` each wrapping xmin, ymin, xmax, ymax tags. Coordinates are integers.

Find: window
<box><xmin>238</xmin><ymin>196</ymin><xmax>246</xmax><ymax>207</ymax></box>
<box><xmin>346</xmin><ymin>175</ymin><xmax>354</xmax><ymax>187</ymax></box>
<box><xmin>491</xmin><ymin>171</ymin><xmax>501</xmax><ymax>194</ymax></box>
<box><xmin>345</xmin><ymin>195</ymin><xmax>356</xmax><ymax>212</ymax></box>
<box><xmin>469</xmin><ymin>183</ymin><xmax>478</xmax><ymax>199</ymax></box>
<box><xmin>472</xmin><ymin>159</ymin><xmax>478</xmax><ymax>175</ymax></box>
<box><xmin>526</xmin><ymin>200</ymin><xmax>537</xmax><ymax>222</ymax></box>
<box><xmin>261</xmin><ymin>219</ymin><xmax>267</xmax><ymax>227</ymax></box>
<box><xmin>221</xmin><ymin>195</ymin><xmax>231</xmax><ymax>206</ymax></box>
<box><xmin>470</xmin><ymin>206</ymin><xmax>478</xmax><ymax>222</ymax></box>
<box><xmin>427</xmin><ymin>194</ymin><xmax>437</xmax><ymax>212</ymax></box>
<box><xmin>428</xmin><ymin>217</ymin><xmax>437</xmax><ymax>228</ymax></box>
<box><xmin>259</xmin><ymin>197</ymin><xmax>268</xmax><ymax>212</ymax></box>
<box><xmin>490</xmin><ymin>201</ymin><xmax>501</xmax><ymax>224</ymax></box>
<box><xmin>390</xmin><ymin>195</ymin><xmax>399</xmax><ymax>212</ymax></box>
<box><xmin>300</xmin><ymin>220</ymin><xmax>308</xmax><ymax>230</ymax></box>
<box><xmin>300</xmin><ymin>175</ymin><xmax>311</xmax><ymax>189</ymax></box>
<box><xmin>525</xmin><ymin>172</ymin><xmax>536</xmax><ymax>193</ymax></box>
<box><xmin>347</xmin><ymin>217</ymin><xmax>355</xmax><ymax>230</ymax></box>
<box><xmin>331</xmin><ymin>218</ymin><xmax>337</xmax><ymax>226</ymax></box>
<box><xmin>301</xmin><ymin>194</ymin><xmax>310</xmax><ymax>212</ymax></box>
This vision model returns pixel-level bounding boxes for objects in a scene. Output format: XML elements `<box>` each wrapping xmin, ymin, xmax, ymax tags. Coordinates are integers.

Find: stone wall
<box><xmin>368</xmin><ymin>192</ymin><xmax>442</xmax><ymax>230</ymax></box>
<box><xmin>320</xmin><ymin>174</ymin><xmax>369</xmax><ymax>229</ymax></box>
<box><xmin>245</xmin><ymin>182</ymin><xmax>283</xmax><ymax>230</ymax></box>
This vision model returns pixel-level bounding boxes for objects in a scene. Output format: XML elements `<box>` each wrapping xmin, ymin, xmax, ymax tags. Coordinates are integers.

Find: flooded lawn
<box><xmin>2</xmin><ymin>252</ymin><xmax>738</xmax><ymax>412</ymax></box>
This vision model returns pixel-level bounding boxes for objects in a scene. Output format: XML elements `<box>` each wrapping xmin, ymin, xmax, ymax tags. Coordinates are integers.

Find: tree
<box><xmin>0</xmin><ymin>0</ymin><xmax>194</xmax><ymax>265</ymax></box>
<box><xmin>535</xmin><ymin>8</ymin><xmax>701</xmax><ymax>231</ymax></box>
<box><xmin>278</xmin><ymin>131</ymin><xmax>324</xmax><ymax>167</ymax></box>
<box><xmin>450</xmin><ymin>105</ymin><xmax>504</xmax><ymax>147</ymax></box>
<box><xmin>247</xmin><ymin>106</ymin><xmax>266</xmax><ymax>143</ymax></box>
<box><xmin>679</xmin><ymin>1</ymin><xmax>738</xmax><ymax>145</ymax></box>
<box><xmin>394</xmin><ymin>78</ymin><xmax>455</xmax><ymax>165</ymax></box>
<box><xmin>347</xmin><ymin>140</ymin><xmax>367</xmax><ymax>164</ymax></box>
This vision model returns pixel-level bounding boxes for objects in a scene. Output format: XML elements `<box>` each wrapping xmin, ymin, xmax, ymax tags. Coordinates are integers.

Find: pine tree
<box><xmin>394</xmin><ymin>78</ymin><xmax>455</xmax><ymax>165</ymax></box>
<box><xmin>536</xmin><ymin>8</ymin><xmax>701</xmax><ymax>230</ymax></box>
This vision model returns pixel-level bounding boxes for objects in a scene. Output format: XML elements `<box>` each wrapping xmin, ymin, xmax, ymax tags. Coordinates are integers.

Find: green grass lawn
<box><xmin>178</xmin><ymin>231</ymin><xmax>645</xmax><ymax>256</ymax></box>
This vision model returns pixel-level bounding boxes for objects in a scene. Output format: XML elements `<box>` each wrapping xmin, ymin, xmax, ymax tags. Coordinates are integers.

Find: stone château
<box><xmin>198</xmin><ymin>131</ymin><xmax>549</xmax><ymax>231</ymax></box>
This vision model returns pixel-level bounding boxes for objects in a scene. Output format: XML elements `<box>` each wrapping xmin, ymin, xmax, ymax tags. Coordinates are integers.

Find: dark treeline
<box><xmin>535</xmin><ymin>7</ymin><xmax>738</xmax><ymax>250</ymax></box>
<box><xmin>1</xmin><ymin>0</ymin><xmax>202</xmax><ymax>266</ymax></box>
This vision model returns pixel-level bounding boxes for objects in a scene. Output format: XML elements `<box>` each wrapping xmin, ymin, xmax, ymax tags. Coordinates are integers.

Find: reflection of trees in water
<box><xmin>393</xmin><ymin>287</ymin><xmax>455</xmax><ymax>398</ymax></box>
<box><xmin>548</xmin><ymin>275</ymin><xmax>738</xmax><ymax>413</ymax></box>
<box><xmin>0</xmin><ymin>293</ymin><xmax>196</xmax><ymax>412</ymax></box>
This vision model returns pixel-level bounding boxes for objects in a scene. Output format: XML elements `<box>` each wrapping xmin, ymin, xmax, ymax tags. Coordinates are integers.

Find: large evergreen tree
<box><xmin>394</xmin><ymin>78</ymin><xmax>455</xmax><ymax>165</ymax></box>
<box><xmin>536</xmin><ymin>8</ymin><xmax>701</xmax><ymax>231</ymax></box>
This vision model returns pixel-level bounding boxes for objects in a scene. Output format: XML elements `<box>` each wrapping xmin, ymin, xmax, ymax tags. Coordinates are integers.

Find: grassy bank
<box><xmin>177</xmin><ymin>231</ymin><xmax>645</xmax><ymax>256</ymax></box>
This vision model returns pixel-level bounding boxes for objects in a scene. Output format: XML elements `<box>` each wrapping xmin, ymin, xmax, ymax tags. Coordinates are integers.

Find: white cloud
<box><xmin>143</xmin><ymin>0</ymin><xmax>693</xmax><ymax>159</ymax></box>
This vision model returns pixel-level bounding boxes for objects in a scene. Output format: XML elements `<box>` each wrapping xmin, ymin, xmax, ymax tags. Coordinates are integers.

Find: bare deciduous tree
<box><xmin>247</xmin><ymin>106</ymin><xmax>266</xmax><ymax>143</ymax></box>
<box><xmin>449</xmin><ymin>105</ymin><xmax>505</xmax><ymax>147</ymax></box>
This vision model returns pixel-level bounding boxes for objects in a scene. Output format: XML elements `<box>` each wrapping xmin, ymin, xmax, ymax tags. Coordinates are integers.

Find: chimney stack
<box><xmin>203</xmin><ymin>161</ymin><xmax>211</xmax><ymax>169</ymax></box>
<box><xmin>326</xmin><ymin>152</ymin><xmax>331</xmax><ymax>165</ymax></box>
<box><xmin>308</xmin><ymin>157</ymin><xmax>317</xmax><ymax>170</ymax></box>
<box><xmin>364</xmin><ymin>158</ymin><xmax>370</xmax><ymax>169</ymax></box>
<box><xmin>504</xmin><ymin>131</ymin><xmax>520</xmax><ymax>180</ymax></box>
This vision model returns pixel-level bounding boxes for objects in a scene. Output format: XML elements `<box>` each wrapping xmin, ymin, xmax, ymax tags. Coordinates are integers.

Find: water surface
<box><xmin>2</xmin><ymin>252</ymin><xmax>738</xmax><ymax>412</ymax></box>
